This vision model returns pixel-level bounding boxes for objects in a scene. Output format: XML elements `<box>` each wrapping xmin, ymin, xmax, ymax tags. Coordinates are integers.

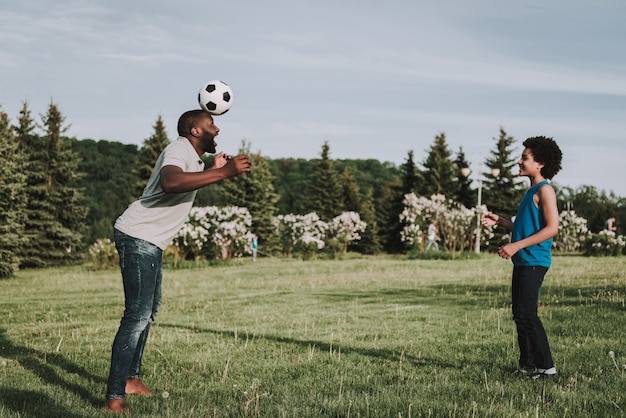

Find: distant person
<box><xmin>104</xmin><ymin>109</ymin><xmax>251</xmax><ymax>414</ymax></box>
<box><xmin>425</xmin><ymin>219</ymin><xmax>440</xmax><ymax>252</ymax></box>
<box><xmin>251</xmin><ymin>234</ymin><xmax>258</xmax><ymax>261</ymax></box>
<box><xmin>604</xmin><ymin>216</ymin><xmax>617</xmax><ymax>233</ymax></box>
<box><xmin>481</xmin><ymin>136</ymin><xmax>562</xmax><ymax>380</ymax></box>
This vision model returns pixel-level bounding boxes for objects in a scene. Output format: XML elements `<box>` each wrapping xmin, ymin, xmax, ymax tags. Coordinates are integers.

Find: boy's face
<box><xmin>518</xmin><ymin>148</ymin><xmax>544</xmax><ymax>178</ymax></box>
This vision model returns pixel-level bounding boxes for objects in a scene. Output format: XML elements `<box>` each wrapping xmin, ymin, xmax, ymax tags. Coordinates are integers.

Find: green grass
<box><xmin>1</xmin><ymin>255</ymin><xmax>626</xmax><ymax>417</ymax></box>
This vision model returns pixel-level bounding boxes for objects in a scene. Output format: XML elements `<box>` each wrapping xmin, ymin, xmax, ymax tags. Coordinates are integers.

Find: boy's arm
<box><xmin>481</xmin><ymin>213</ymin><xmax>513</xmax><ymax>230</ymax></box>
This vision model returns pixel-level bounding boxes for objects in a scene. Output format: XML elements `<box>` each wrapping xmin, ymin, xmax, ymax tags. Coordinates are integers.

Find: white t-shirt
<box><xmin>428</xmin><ymin>223</ymin><xmax>437</xmax><ymax>240</ymax></box>
<box><xmin>115</xmin><ymin>137</ymin><xmax>205</xmax><ymax>250</ymax></box>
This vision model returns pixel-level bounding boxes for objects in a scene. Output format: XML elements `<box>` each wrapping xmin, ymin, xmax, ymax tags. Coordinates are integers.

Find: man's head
<box><xmin>522</xmin><ymin>136</ymin><xmax>563</xmax><ymax>179</ymax></box>
<box><xmin>177</xmin><ymin>110</ymin><xmax>220</xmax><ymax>154</ymax></box>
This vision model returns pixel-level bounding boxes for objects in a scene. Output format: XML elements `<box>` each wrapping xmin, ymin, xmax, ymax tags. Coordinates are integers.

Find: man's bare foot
<box><xmin>104</xmin><ymin>399</ymin><xmax>131</xmax><ymax>414</ymax></box>
<box><xmin>125</xmin><ymin>378</ymin><xmax>152</xmax><ymax>396</ymax></box>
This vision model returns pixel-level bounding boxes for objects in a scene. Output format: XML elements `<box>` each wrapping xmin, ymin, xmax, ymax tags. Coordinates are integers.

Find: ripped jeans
<box><xmin>106</xmin><ymin>229</ymin><xmax>163</xmax><ymax>400</ymax></box>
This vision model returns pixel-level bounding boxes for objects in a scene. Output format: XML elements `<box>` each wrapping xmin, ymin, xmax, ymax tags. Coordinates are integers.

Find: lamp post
<box><xmin>461</xmin><ymin>163</ymin><xmax>500</xmax><ymax>254</ymax></box>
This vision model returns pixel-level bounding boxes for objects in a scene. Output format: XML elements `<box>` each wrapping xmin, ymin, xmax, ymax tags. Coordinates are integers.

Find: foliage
<box><xmin>582</xmin><ymin>231</ymin><xmax>626</xmax><ymax>257</ymax></box>
<box><xmin>355</xmin><ymin>188</ymin><xmax>382</xmax><ymax>254</ymax></box>
<box><xmin>71</xmin><ymin>139</ymin><xmax>139</xmax><ymax>245</ymax></box>
<box><xmin>16</xmin><ymin>102</ymin><xmax>86</xmax><ymax>268</ymax></box>
<box><xmin>482</xmin><ymin>128</ymin><xmax>525</xmax><ymax>251</ymax></box>
<box><xmin>400</xmin><ymin>193</ymin><xmax>494</xmax><ymax>253</ymax></box>
<box><xmin>274</xmin><ymin>212</ymin><xmax>328</xmax><ymax>259</ymax></box>
<box><xmin>306</xmin><ymin>141</ymin><xmax>342</xmax><ymax>221</ymax></box>
<box><xmin>88</xmin><ymin>238</ymin><xmax>119</xmax><ymax>270</ymax></box>
<box><xmin>420</xmin><ymin>132</ymin><xmax>456</xmax><ymax>197</ymax></box>
<box><xmin>558</xmin><ymin>184</ymin><xmax>624</xmax><ymax>233</ymax></box>
<box><xmin>218</xmin><ymin>141</ymin><xmax>280</xmax><ymax>256</ymax></box>
<box><xmin>454</xmin><ymin>146</ymin><xmax>473</xmax><ymax>208</ymax></box>
<box><xmin>383</xmin><ymin>151</ymin><xmax>420</xmax><ymax>254</ymax></box>
<box><xmin>554</xmin><ymin>210</ymin><xmax>589</xmax><ymax>253</ymax></box>
<box><xmin>326</xmin><ymin>211</ymin><xmax>367</xmax><ymax>258</ymax></box>
<box><xmin>0</xmin><ymin>106</ymin><xmax>27</xmax><ymax>278</ymax></box>
<box><xmin>172</xmin><ymin>206</ymin><xmax>254</xmax><ymax>261</ymax></box>
<box><xmin>134</xmin><ymin>115</ymin><xmax>170</xmax><ymax>196</ymax></box>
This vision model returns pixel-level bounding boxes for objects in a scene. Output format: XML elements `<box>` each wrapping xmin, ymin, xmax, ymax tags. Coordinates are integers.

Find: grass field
<box><xmin>1</xmin><ymin>254</ymin><xmax>626</xmax><ymax>417</ymax></box>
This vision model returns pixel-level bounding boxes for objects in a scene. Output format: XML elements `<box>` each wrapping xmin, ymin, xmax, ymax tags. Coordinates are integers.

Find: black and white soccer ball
<box><xmin>198</xmin><ymin>80</ymin><xmax>233</xmax><ymax>115</ymax></box>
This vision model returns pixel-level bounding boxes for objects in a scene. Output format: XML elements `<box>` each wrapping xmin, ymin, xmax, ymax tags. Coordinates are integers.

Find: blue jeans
<box><xmin>511</xmin><ymin>266</ymin><xmax>554</xmax><ymax>370</ymax></box>
<box><xmin>106</xmin><ymin>229</ymin><xmax>163</xmax><ymax>400</ymax></box>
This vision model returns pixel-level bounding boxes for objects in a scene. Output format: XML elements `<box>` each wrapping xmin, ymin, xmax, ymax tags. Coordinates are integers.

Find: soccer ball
<box><xmin>198</xmin><ymin>80</ymin><xmax>233</xmax><ymax>115</ymax></box>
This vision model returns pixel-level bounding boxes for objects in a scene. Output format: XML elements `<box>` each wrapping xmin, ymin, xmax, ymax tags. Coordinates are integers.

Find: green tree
<box><xmin>0</xmin><ymin>106</ymin><xmax>27</xmax><ymax>277</ymax></box>
<box><xmin>384</xmin><ymin>150</ymin><xmax>420</xmax><ymax>253</ymax></box>
<box><xmin>339</xmin><ymin>167</ymin><xmax>362</xmax><ymax>213</ymax></box>
<box><xmin>72</xmin><ymin>139</ymin><xmax>140</xmax><ymax>244</ymax></box>
<box><xmin>266</xmin><ymin>158</ymin><xmax>314</xmax><ymax>215</ymax></box>
<box><xmin>19</xmin><ymin>102</ymin><xmax>87</xmax><ymax>267</ymax></box>
<box><xmin>454</xmin><ymin>147</ymin><xmax>473</xmax><ymax>208</ymax></box>
<box><xmin>482</xmin><ymin>128</ymin><xmax>525</xmax><ymax>250</ymax></box>
<box><xmin>306</xmin><ymin>141</ymin><xmax>342</xmax><ymax>221</ymax></box>
<box><xmin>135</xmin><ymin>115</ymin><xmax>170</xmax><ymax>197</ymax></box>
<box><xmin>561</xmin><ymin>185</ymin><xmax>621</xmax><ymax>233</ymax></box>
<box><xmin>218</xmin><ymin>141</ymin><xmax>280</xmax><ymax>256</ymax></box>
<box><xmin>357</xmin><ymin>188</ymin><xmax>382</xmax><ymax>254</ymax></box>
<box><xmin>420</xmin><ymin>133</ymin><xmax>456</xmax><ymax>197</ymax></box>
<box><xmin>483</xmin><ymin>128</ymin><xmax>524</xmax><ymax>216</ymax></box>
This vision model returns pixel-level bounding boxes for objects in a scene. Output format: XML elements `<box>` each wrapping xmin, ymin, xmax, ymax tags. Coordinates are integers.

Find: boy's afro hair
<box><xmin>523</xmin><ymin>136</ymin><xmax>562</xmax><ymax>179</ymax></box>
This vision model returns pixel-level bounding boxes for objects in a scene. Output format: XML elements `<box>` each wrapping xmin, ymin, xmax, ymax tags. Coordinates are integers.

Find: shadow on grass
<box><xmin>158</xmin><ymin>323</ymin><xmax>457</xmax><ymax>370</ymax></box>
<box><xmin>0</xmin><ymin>327</ymin><xmax>105</xmax><ymax>415</ymax></box>
<box><xmin>0</xmin><ymin>388</ymin><xmax>85</xmax><ymax>418</ymax></box>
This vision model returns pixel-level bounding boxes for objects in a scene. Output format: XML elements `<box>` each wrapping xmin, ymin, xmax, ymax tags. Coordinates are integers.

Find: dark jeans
<box><xmin>106</xmin><ymin>229</ymin><xmax>163</xmax><ymax>400</ymax></box>
<box><xmin>511</xmin><ymin>266</ymin><xmax>554</xmax><ymax>370</ymax></box>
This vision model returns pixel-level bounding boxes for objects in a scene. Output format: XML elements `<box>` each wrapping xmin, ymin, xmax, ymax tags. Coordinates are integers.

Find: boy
<box><xmin>481</xmin><ymin>136</ymin><xmax>562</xmax><ymax>379</ymax></box>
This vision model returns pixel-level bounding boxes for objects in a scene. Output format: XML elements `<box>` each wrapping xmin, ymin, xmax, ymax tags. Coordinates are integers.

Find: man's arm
<box><xmin>160</xmin><ymin>155</ymin><xmax>251</xmax><ymax>193</ymax></box>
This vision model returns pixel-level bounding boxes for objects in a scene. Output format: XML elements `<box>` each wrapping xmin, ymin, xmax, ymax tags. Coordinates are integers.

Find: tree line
<box><xmin>1</xmin><ymin>101</ymin><xmax>624</xmax><ymax>277</ymax></box>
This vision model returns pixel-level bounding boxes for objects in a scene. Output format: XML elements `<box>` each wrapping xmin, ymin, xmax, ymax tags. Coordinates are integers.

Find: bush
<box><xmin>88</xmin><ymin>238</ymin><xmax>119</xmax><ymax>270</ymax></box>
<box><xmin>582</xmin><ymin>231</ymin><xmax>626</xmax><ymax>257</ymax></box>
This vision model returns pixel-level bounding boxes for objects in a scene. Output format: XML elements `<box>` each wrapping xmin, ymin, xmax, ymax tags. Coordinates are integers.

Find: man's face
<box><xmin>196</xmin><ymin>114</ymin><xmax>220</xmax><ymax>154</ymax></box>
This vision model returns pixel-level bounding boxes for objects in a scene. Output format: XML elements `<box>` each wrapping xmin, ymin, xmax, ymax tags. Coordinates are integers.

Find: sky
<box><xmin>2</xmin><ymin>0</ymin><xmax>625</xmax><ymax>197</ymax></box>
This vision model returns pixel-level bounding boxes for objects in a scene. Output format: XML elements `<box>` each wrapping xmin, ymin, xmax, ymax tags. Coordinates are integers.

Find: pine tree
<box><xmin>219</xmin><ymin>141</ymin><xmax>280</xmax><ymax>256</ymax></box>
<box><xmin>483</xmin><ymin>128</ymin><xmax>524</xmax><ymax>217</ymax></box>
<box><xmin>339</xmin><ymin>167</ymin><xmax>362</xmax><ymax>213</ymax></box>
<box><xmin>421</xmin><ymin>133</ymin><xmax>456</xmax><ymax>197</ymax></box>
<box><xmin>0</xmin><ymin>106</ymin><xmax>27</xmax><ymax>277</ymax></box>
<box><xmin>358</xmin><ymin>188</ymin><xmax>382</xmax><ymax>254</ymax></box>
<box><xmin>306</xmin><ymin>141</ymin><xmax>342</xmax><ymax>221</ymax></box>
<box><xmin>455</xmin><ymin>147</ymin><xmax>474</xmax><ymax>208</ymax></box>
<box><xmin>19</xmin><ymin>101</ymin><xmax>87</xmax><ymax>267</ymax></box>
<box><xmin>483</xmin><ymin>128</ymin><xmax>525</xmax><ymax>250</ymax></box>
<box><xmin>134</xmin><ymin>115</ymin><xmax>170</xmax><ymax>197</ymax></box>
<box><xmin>383</xmin><ymin>150</ymin><xmax>420</xmax><ymax>253</ymax></box>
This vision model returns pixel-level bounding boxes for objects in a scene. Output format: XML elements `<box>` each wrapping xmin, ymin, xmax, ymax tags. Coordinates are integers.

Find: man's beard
<box><xmin>202</xmin><ymin>130</ymin><xmax>216</xmax><ymax>154</ymax></box>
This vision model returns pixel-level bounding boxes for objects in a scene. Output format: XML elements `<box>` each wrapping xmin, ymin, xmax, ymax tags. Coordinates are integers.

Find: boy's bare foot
<box><xmin>104</xmin><ymin>399</ymin><xmax>131</xmax><ymax>414</ymax></box>
<box><xmin>125</xmin><ymin>378</ymin><xmax>152</xmax><ymax>396</ymax></box>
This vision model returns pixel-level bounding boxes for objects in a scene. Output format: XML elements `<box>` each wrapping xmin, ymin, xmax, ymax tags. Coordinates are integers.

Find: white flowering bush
<box><xmin>400</xmin><ymin>193</ymin><xmax>493</xmax><ymax>253</ymax></box>
<box><xmin>274</xmin><ymin>212</ymin><xmax>328</xmax><ymax>259</ymax></box>
<box><xmin>583</xmin><ymin>230</ymin><xmax>626</xmax><ymax>257</ymax></box>
<box><xmin>554</xmin><ymin>210</ymin><xmax>590</xmax><ymax>252</ymax></box>
<box><xmin>88</xmin><ymin>238</ymin><xmax>118</xmax><ymax>270</ymax></box>
<box><xmin>327</xmin><ymin>211</ymin><xmax>367</xmax><ymax>258</ymax></box>
<box><xmin>172</xmin><ymin>206</ymin><xmax>254</xmax><ymax>261</ymax></box>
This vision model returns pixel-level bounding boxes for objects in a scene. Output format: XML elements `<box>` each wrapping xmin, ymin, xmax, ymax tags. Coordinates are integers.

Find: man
<box><xmin>604</xmin><ymin>216</ymin><xmax>617</xmax><ymax>233</ymax></box>
<box><xmin>104</xmin><ymin>110</ymin><xmax>251</xmax><ymax>413</ymax></box>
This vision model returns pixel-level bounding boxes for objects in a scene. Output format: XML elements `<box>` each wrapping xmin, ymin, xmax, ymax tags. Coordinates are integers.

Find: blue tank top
<box><xmin>511</xmin><ymin>180</ymin><xmax>553</xmax><ymax>267</ymax></box>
